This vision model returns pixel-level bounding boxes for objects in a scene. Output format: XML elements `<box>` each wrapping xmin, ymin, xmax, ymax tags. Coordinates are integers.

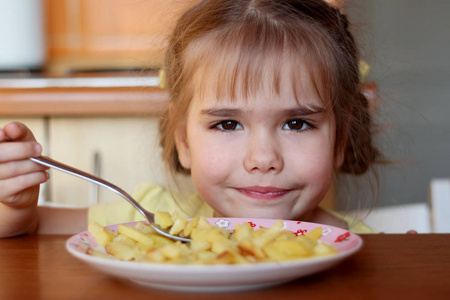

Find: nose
<box><xmin>243</xmin><ymin>132</ymin><xmax>283</xmax><ymax>174</ymax></box>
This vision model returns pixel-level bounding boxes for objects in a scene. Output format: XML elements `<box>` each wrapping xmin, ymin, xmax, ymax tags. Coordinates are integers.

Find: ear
<box><xmin>334</xmin><ymin>124</ymin><xmax>348</xmax><ymax>170</ymax></box>
<box><xmin>334</xmin><ymin>145</ymin><xmax>345</xmax><ymax>169</ymax></box>
<box><xmin>333</xmin><ymin>108</ymin><xmax>351</xmax><ymax>170</ymax></box>
<box><xmin>175</xmin><ymin>125</ymin><xmax>191</xmax><ymax>170</ymax></box>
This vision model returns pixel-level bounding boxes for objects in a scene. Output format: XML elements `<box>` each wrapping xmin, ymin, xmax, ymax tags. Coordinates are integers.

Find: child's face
<box><xmin>175</xmin><ymin>67</ymin><xmax>342</xmax><ymax>220</ymax></box>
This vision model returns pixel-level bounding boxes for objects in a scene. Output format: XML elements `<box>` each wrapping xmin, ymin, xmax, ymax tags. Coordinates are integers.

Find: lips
<box><xmin>236</xmin><ymin>186</ymin><xmax>291</xmax><ymax>200</ymax></box>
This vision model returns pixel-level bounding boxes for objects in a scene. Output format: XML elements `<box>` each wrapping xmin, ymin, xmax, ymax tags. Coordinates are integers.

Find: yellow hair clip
<box><xmin>159</xmin><ymin>69</ymin><xmax>167</xmax><ymax>89</ymax></box>
<box><xmin>359</xmin><ymin>60</ymin><xmax>370</xmax><ymax>83</ymax></box>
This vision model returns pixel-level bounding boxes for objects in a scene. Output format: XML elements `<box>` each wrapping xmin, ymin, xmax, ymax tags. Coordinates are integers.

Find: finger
<box><xmin>0</xmin><ymin>128</ymin><xmax>5</xmax><ymax>141</ymax></box>
<box><xmin>1</xmin><ymin>185</ymin><xmax>40</xmax><ymax>210</ymax></box>
<box><xmin>0</xmin><ymin>171</ymin><xmax>49</xmax><ymax>204</ymax></box>
<box><xmin>2</xmin><ymin>122</ymin><xmax>37</xmax><ymax>142</ymax></box>
<box><xmin>0</xmin><ymin>127</ymin><xmax>10</xmax><ymax>142</ymax></box>
<box><xmin>0</xmin><ymin>160</ymin><xmax>49</xmax><ymax>180</ymax></box>
<box><xmin>0</xmin><ymin>141</ymin><xmax>42</xmax><ymax>162</ymax></box>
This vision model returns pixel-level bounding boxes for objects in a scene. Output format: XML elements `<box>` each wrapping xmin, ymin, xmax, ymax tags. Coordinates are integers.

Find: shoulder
<box><xmin>133</xmin><ymin>182</ymin><xmax>167</xmax><ymax>200</ymax></box>
<box><xmin>325</xmin><ymin>209</ymin><xmax>379</xmax><ymax>234</ymax></box>
<box><xmin>134</xmin><ymin>182</ymin><xmax>213</xmax><ymax>218</ymax></box>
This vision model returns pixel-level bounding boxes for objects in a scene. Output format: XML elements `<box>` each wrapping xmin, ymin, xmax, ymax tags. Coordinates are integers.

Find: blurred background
<box><xmin>342</xmin><ymin>0</ymin><xmax>450</xmax><ymax>232</ymax></box>
<box><xmin>0</xmin><ymin>0</ymin><xmax>449</xmax><ymax>232</ymax></box>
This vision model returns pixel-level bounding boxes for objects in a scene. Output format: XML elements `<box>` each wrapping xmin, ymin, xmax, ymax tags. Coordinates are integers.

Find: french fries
<box><xmin>88</xmin><ymin>221</ymin><xmax>117</xmax><ymax>246</ymax></box>
<box><xmin>87</xmin><ymin>211</ymin><xmax>338</xmax><ymax>264</ymax></box>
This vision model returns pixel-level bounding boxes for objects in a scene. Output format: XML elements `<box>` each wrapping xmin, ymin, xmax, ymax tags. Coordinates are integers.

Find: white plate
<box><xmin>66</xmin><ymin>218</ymin><xmax>363</xmax><ymax>292</ymax></box>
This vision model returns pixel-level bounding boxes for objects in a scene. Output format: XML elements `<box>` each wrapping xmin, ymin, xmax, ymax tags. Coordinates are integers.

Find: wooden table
<box><xmin>1</xmin><ymin>234</ymin><xmax>449</xmax><ymax>299</ymax></box>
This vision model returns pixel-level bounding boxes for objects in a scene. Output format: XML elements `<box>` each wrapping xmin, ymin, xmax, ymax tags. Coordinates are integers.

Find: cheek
<box><xmin>313</xmin><ymin>147</ymin><xmax>335</xmax><ymax>180</ymax></box>
<box><xmin>288</xmin><ymin>138</ymin><xmax>336</xmax><ymax>188</ymax></box>
<box><xmin>297</xmin><ymin>156</ymin><xmax>334</xmax><ymax>188</ymax></box>
<box><xmin>188</xmin><ymin>139</ymin><xmax>238</xmax><ymax>185</ymax></box>
<box><xmin>309</xmin><ymin>156</ymin><xmax>336</xmax><ymax>201</ymax></box>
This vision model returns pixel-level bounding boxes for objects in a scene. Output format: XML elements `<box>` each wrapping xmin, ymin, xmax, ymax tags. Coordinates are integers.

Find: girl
<box><xmin>0</xmin><ymin>0</ymin><xmax>380</xmax><ymax>238</ymax></box>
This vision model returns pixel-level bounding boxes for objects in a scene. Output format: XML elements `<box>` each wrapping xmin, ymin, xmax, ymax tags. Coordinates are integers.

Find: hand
<box><xmin>0</xmin><ymin>122</ymin><xmax>49</xmax><ymax>209</ymax></box>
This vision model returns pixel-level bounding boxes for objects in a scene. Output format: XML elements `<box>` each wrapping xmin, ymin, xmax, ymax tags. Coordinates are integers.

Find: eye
<box><xmin>282</xmin><ymin>119</ymin><xmax>311</xmax><ymax>131</ymax></box>
<box><xmin>215</xmin><ymin>120</ymin><xmax>243</xmax><ymax>131</ymax></box>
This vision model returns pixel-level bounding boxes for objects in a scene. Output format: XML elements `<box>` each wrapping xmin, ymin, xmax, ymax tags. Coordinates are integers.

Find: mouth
<box><xmin>236</xmin><ymin>186</ymin><xmax>291</xmax><ymax>201</ymax></box>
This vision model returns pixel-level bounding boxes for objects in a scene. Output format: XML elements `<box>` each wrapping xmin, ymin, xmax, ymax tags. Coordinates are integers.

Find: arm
<box><xmin>0</xmin><ymin>203</ymin><xmax>88</xmax><ymax>237</ymax></box>
<box><xmin>36</xmin><ymin>206</ymin><xmax>88</xmax><ymax>234</ymax></box>
<box><xmin>0</xmin><ymin>122</ymin><xmax>48</xmax><ymax>237</ymax></box>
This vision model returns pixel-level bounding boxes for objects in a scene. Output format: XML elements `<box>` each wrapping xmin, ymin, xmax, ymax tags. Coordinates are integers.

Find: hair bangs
<box><xmin>183</xmin><ymin>22</ymin><xmax>338</xmax><ymax>110</ymax></box>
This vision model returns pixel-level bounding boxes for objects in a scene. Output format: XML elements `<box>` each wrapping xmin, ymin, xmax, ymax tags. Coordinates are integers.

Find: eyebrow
<box><xmin>200</xmin><ymin>105</ymin><xmax>326</xmax><ymax>118</ymax></box>
<box><xmin>282</xmin><ymin>105</ymin><xmax>327</xmax><ymax>116</ymax></box>
<box><xmin>200</xmin><ymin>108</ymin><xmax>242</xmax><ymax>117</ymax></box>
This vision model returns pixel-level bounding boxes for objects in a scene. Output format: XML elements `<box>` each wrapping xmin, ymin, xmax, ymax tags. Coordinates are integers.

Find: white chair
<box><xmin>429</xmin><ymin>178</ymin><xmax>450</xmax><ymax>233</ymax></box>
<box><xmin>347</xmin><ymin>202</ymin><xmax>432</xmax><ymax>233</ymax></box>
<box><xmin>344</xmin><ymin>178</ymin><xmax>450</xmax><ymax>233</ymax></box>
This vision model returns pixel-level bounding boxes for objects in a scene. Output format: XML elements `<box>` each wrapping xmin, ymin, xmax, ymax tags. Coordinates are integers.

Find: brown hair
<box><xmin>160</xmin><ymin>0</ymin><xmax>381</xmax><ymax>177</ymax></box>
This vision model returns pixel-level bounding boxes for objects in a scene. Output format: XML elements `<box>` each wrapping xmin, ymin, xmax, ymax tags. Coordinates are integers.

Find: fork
<box><xmin>30</xmin><ymin>155</ymin><xmax>191</xmax><ymax>242</ymax></box>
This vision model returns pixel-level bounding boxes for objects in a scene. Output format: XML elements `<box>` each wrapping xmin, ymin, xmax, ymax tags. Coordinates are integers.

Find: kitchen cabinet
<box><xmin>48</xmin><ymin>116</ymin><xmax>172</xmax><ymax>206</ymax></box>
<box><xmin>44</xmin><ymin>0</ymin><xmax>198</xmax><ymax>73</ymax></box>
